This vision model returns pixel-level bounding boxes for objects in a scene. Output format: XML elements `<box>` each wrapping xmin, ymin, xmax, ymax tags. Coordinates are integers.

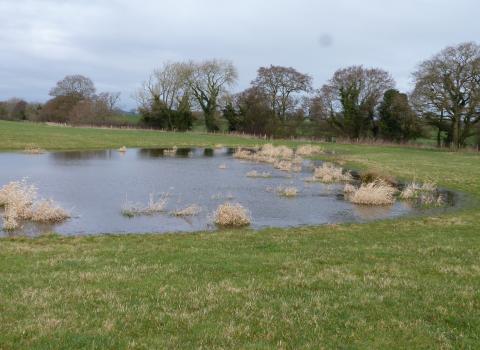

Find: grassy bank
<box><xmin>1</xmin><ymin>121</ymin><xmax>480</xmax><ymax>349</ymax></box>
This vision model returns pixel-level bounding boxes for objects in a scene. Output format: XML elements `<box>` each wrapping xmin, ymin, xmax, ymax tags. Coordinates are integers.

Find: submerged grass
<box><xmin>1</xmin><ymin>121</ymin><xmax>480</xmax><ymax>348</ymax></box>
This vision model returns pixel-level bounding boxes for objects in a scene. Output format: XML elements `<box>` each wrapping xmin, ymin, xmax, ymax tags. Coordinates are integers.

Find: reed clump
<box><xmin>295</xmin><ymin>144</ymin><xmax>324</xmax><ymax>156</ymax></box>
<box><xmin>313</xmin><ymin>163</ymin><xmax>353</xmax><ymax>183</ymax></box>
<box><xmin>122</xmin><ymin>193</ymin><xmax>168</xmax><ymax>217</ymax></box>
<box><xmin>171</xmin><ymin>204</ymin><xmax>202</xmax><ymax>217</ymax></box>
<box><xmin>349</xmin><ymin>180</ymin><xmax>398</xmax><ymax>205</ymax></box>
<box><xmin>0</xmin><ymin>179</ymin><xmax>69</xmax><ymax>230</ymax></box>
<box><xmin>23</xmin><ymin>144</ymin><xmax>46</xmax><ymax>154</ymax></box>
<box><xmin>164</xmin><ymin>147</ymin><xmax>178</xmax><ymax>156</ymax></box>
<box><xmin>213</xmin><ymin>203</ymin><xmax>251</xmax><ymax>227</ymax></box>
<box><xmin>246</xmin><ymin>170</ymin><xmax>271</xmax><ymax>178</ymax></box>
<box><xmin>276</xmin><ymin>186</ymin><xmax>299</xmax><ymax>197</ymax></box>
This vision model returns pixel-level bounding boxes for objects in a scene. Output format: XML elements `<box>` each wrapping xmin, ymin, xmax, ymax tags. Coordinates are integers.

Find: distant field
<box><xmin>1</xmin><ymin>120</ymin><xmax>480</xmax><ymax>349</ymax></box>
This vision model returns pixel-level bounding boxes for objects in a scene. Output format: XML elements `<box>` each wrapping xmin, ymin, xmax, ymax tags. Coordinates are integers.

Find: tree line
<box><xmin>1</xmin><ymin>41</ymin><xmax>479</xmax><ymax>148</ymax></box>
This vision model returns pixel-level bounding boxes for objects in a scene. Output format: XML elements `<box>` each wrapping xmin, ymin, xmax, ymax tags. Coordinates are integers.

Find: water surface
<box><xmin>0</xmin><ymin>148</ymin><xmax>421</xmax><ymax>236</ymax></box>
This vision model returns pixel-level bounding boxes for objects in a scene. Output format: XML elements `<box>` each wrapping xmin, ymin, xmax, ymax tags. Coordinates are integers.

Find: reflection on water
<box><xmin>0</xmin><ymin>148</ymin><xmax>449</xmax><ymax>237</ymax></box>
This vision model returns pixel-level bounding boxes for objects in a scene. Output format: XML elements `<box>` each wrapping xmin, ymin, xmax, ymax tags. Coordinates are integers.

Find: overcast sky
<box><xmin>0</xmin><ymin>0</ymin><xmax>478</xmax><ymax>109</ymax></box>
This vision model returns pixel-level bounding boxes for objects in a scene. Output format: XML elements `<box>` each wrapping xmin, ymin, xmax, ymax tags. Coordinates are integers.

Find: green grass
<box><xmin>1</xmin><ymin>121</ymin><xmax>480</xmax><ymax>349</ymax></box>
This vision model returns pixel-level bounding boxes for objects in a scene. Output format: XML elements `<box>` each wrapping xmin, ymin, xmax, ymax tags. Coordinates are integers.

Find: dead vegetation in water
<box><xmin>163</xmin><ymin>147</ymin><xmax>178</xmax><ymax>156</ymax></box>
<box><xmin>311</xmin><ymin>163</ymin><xmax>353</xmax><ymax>183</ymax></box>
<box><xmin>0</xmin><ymin>179</ymin><xmax>69</xmax><ymax>231</ymax></box>
<box><xmin>348</xmin><ymin>180</ymin><xmax>398</xmax><ymax>206</ymax></box>
<box><xmin>170</xmin><ymin>204</ymin><xmax>202</xmax><ymax>217</ymax></box>
<box><xmin>295</xmin><ymin>144</ymin><xmax>324</xmax><ymax>156</ymax></box>
<box><xmin>400</xmin><ymin>180</ymin><xmax>444</xmax><ymax>206</ymax></box>
<box><xmin>121</xmin><ymin>193</ymin><xmax>169</xmax><ymax>217</ymax></box>
<box><xmin>213</xmin><ymin>203</ymin><xmax>251</xmax><ymax>227</ymax></box>
<box><xmin>276</xmin><ymin>186</ymin><xmax>299</xmax><ymax>197</ymax></box>
<box><xmin>118</xmin><ymin>146</ymin><xmax>127</xmax><ymax>153</ymax></box>
<box><xmin>23</xmin><ymin>144</ymin><xmax>46</xmax><ymax>154</ymax></box>
<box><xmin>218</xmin><ymin>163</ymin><xmax>227</xmax><ymax>170</ymax></box>
<box><xmin>246</xmin><ymin>170</ymin><xmax>271</xmax><ymax>178</ymax></box>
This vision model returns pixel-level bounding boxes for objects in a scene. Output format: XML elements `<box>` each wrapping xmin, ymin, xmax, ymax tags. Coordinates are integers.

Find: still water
<box><xmin>0</xmin><ymin>148</ymin><xmax>419</xmax><ymax>236</ymax></box>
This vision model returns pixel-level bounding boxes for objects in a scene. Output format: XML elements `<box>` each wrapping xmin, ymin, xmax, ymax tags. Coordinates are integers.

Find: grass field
<box><xmin>1</xmin><ymin>120</ymin><xmax>480</xmax><ymax>349</ymax></box>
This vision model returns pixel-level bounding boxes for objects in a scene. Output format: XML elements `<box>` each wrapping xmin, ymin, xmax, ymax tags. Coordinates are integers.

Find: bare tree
<box><xmin>319</xmin><ymin>66</ymin><xmax>395</xmax><ymax>139</ymax></box>
<box><xmin>411</xmin><ymin>42</ymin><xmax>480</xmax><ymax>148</ymax></box>
<box><xmin>97</xmin><ymin>92</ymin><xmax>121</xmax><ymax>113</ymax></box>
<box><xmin>186</xmin><ymin>59</ymin><xmax>238</xmax><ymax>131</ymax></box>
<box><xmin>49</xmin><ymin>75</ymin><xmax>96</xmax><ymax>99</ymax></box>
<box><xmin>135</xmin><ymin>62</ymin><xmax>190</xmax><ymax>110</ymax></box>
<box><xmin>252</xmin><ymin>65</ymin><xmax>312</xmax><ymax>120</ymax></box>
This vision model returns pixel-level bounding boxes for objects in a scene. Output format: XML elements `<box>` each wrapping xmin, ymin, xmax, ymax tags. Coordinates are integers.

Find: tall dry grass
<box><xmin>348</xmin><ymin>180</ymin><xmax>398</xmax><ymax>205</ymax></box>
<box><xmin>171</xmin><ymin>204</ymin><xmax>202</xmax><ymax>217</ymax></box>
<box><xmin>213</xmin><ymin>203</ymin><xmax>251</xmax><ymax>227</ymax></box>
<box><xmin>276</xmin><ymin>186</ymin><xmax>299</xmax><ymax>197</ymax></box>
<box><xmin>295</xmin><ymin>144</ymin><xmax>324</xmax><ymax>156</ymax></box>
<box><xmin>122</xmin><ymin>193</ymin><xmax>168</xmax><ymax>217</ymax></box>
<box><xmin>246</xmin><ymin>170</ymin><xmax>271</xmax><ymax>178</ymax></box>
<box><xmin>312</xmin><ymin>163</ymin><xmax>353</xmax><ymax>183</ymax></box>
<box><xmin>0</xmin><ymin>179</ymin><xmax>69</xmax><ymax>230</ymax></box>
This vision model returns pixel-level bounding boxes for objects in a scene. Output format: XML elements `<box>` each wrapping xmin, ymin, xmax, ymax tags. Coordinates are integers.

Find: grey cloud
<box><xmin>0</xmin><ymin>0</ymin><xmax>479</xmax><ymax>109</ymax></box>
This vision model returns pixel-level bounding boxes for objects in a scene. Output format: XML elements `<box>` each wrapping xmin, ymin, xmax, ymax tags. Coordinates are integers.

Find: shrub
<box><xmin>349</xmin><ymin>180</ymin><xmax>397</xmax><ymax>205</ymax></box>
<box><xmin>213</xmin><ymin>203</ymin><xmax>251</xmax><ymax>227</ymax></box>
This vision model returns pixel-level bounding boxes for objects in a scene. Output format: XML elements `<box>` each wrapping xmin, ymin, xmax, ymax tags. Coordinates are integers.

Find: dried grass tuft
<box><xmin>30</xmin><ymin>200</ymin><xmax>70</xmax><ymax>222</ymax></box>
<box><xmin>343</xmin><ymin>183</ymin><xmax>357</xmax><ymax>194</ymax></box>
<box><xmin>118</xmin><ymin>146</ymin><xmax>127</xmax><ymax>153</ymax></box>
<box><xmin>164</xmin><ymin>147</ymin><xmax>178</xmax><ymax>156</ymax></box>
<box><xmin>276</xmin><ymin>186</ymin><xmax>299</xmax><ymax>197</ymax></box>
<box><xmin>121</xmin><ymin>193</ymin><xmax>168</xmax><ymax>217</ymax></box>
<box><xmin>295</xmin><ymin>144</ymin><xmax>324</xmax><ymax>156</ymax></box>
<box><xmin>171</xmin><ymin>204</ymin><xmax>202</xmax><ymax>217</ymax></box>
<box><xmin>0</xmin><ymin>179</ymin><xmax>69</xmax><ymax>230</ymax></box>
<box><xmin>218</xmin><ymin>163</ymin><xmax>227</xmax><ymax>170</ymax></box>
<box><xmin>213</xmin><ymin>203</ymin><xmax>251</xmax><ymax>227</ymax></box>
<box><xmin>23</xmin><ymin>144</ymin><xmax>46</xmax><ymax>154</ymax></box>
<box><xmin>246</xmin><ymin>170</ymin><xmax>271</xmax><ymax>178</ymax></box>
<box><xmin>349</xmin><ymin>180</ymin><xmax>397</xmax><ymax>205</ymax></box>
<box><xmin>313</xmin><ymin>163</ymin><xmax>352</xmax><ymax>183</ymax></box>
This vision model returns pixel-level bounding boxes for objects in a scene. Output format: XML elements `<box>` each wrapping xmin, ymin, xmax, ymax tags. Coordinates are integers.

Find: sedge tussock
<box><xmin>349</xmin><ymin>180</ymin><xmax>397</xmax><ymax>205</ymax></box>
<box><xmin>118</xmin><ymin>146</ymin><xmax>127</xmax><ymax>153</ymax></box>
<box><xmin>23</xmin><ymin>144</ymin><xmax>46</xmax><ymax>154</ymax></box>
<box><xmin>121</xmin><ymin>193</ymin><xmax>168</xmax><ymax>217</ymax></box>
<box><xmin>30</xmin><ymin>200</ymin><xmax>70</xmax><ymax>222</ymax></box>
<box><xmin>234</xmin><ymin>144</ymin><xmax>295</xmax><ymax>165</ymax></box>
<box><xmin>170</xmin><ymin>204</ymin><xmax>202</xmax><ymax>217</ymax></box>
<box><xmin>246</xmin><ymin>170</ymin><xmax>271</xmax><ymax>178</ymax></box>
<box><xmin>343</xmin><ymin>183</ymin><xmax>357</xmax><ymax>194</ymax></box>
<box><xmin>295</xmin><ymin>144</ymin><xmax>324</xmax><ymax>156</ymax></box>
<box><xmin>276</xmin><ymin>186</ymin><xmax>299</xmax><ymax>197</ymax></box>
<box><xmin>0</xmin><ymin>179</ymin><xmax>69</xmax><ymax>230</ymax></box>
<box><xmin>164</xmin><ymin>147</ymin><xmax>178</xmax><ymax>156</ymax></box>
<box><xmin>313</xmin><ymin>163</ymin><xmax>352</xmax><ymax>183</ymax></box>
<box><xmin>218</xmin><ymin>163</ymin><xmax>227</xmax><ymax>170</ymax></box>
<box><xmin>213</xmin><ymin>203</ymin><xmax>251</xmax><ymax>227</ymax></box>
<box><xmin>400</xmin><ymin>181</ymin><xmax>438</xmax><ymax>200</ymax></box>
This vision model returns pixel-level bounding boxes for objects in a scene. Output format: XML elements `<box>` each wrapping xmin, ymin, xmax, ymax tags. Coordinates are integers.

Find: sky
<box><xmin>0</xmin><ymin>0</ymin><xmax>479</xmax><ymax>110</ymax></box>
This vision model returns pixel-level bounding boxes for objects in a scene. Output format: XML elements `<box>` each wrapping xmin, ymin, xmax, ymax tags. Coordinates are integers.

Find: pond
<box><xmin>0</xmin><ymin>148</ymin><xmax>452</xmax><ymax>236</ymax></box>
